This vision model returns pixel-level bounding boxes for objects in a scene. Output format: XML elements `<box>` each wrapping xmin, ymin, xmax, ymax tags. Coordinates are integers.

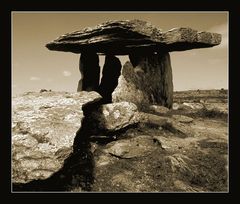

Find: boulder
<box><xmin>172</xmin><ymin>103</ymin><xmax>180</xmax><ymax>110</ymax></box>
<box><xmin>98</xmin><ymin>55</ymin><xmax>122</xmax><ymax>103</ymax></box>
<box><xmin>46</xmin><ymin>20</ymin><xmax>221</xmax><ymax>54</ymax></box>
<box><xmin>12</xmin><ymin>91</ymin><xmax>102</xmax><ymax>184</ymax></box>
<box><xmin>77</xmin><ymin>52</ymin><xmax>100</xmax><ymax>92</ymax></box>
<box><xmin>89</xmin><ymin>102</ymin><xmax>140</xmax><ymax>132</ymax></box>
<box><xmin>104</xmin><ymin>135</ymin><xmax>159</xmax><ymax>159</ymax></box>
<box><xmin>112</xmin><ymin>73</ymin><xmax>145</xmax><ymax>107</ymax></box>
<box><xmin>112</xmin><ymin>52</ymin><xmax>173</xmax><ymax>109</ymax></box>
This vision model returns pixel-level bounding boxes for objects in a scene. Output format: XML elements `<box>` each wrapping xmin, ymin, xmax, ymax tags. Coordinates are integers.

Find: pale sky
<box><xmin>12</xmin><ymin>12</ymin><xmax>228</xmax><ymax>96</ymax></box>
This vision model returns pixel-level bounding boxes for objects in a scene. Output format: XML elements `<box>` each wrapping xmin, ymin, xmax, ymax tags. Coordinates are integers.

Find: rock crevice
<box><xmin>12</xmin><ymin>91</ymin><xmax>102</xmax><ymax>187</ymax></box>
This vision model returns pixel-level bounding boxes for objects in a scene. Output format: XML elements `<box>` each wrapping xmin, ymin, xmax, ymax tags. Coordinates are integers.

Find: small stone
<box><xmin>172</xmin><ymin>103</ymin><xmax>179</xmax><ymax>110</ymax></box>
<box><xmin>204</xmin><ymin>103</ymin><xmax>228</xmax><ymax>114</ymax></box>
<box><xmin>98</xmin><ymin>55</ymin><xmax>122</xmax><ymax>103</ymax></box>
<box><xmin>112</xmin><ymin>53</ymin><xmax>173</xmax><ymax>109</ymax></box>
<box><xmin>149</xmin><ymin>105</ymin><xmax>170</xmax><ymax>115</ymax></box>
<box><xmin>164</xmin><ymin>119</ymin><xmax>194</xmax><ymax>137</ymax></box>
<box><xmin>140</xmin><ymin>112</ymin><xmax>168</xmax><ymax>127</ymax></box>
<box><xmin>40</xmin><ymin>89</ymin><xmax>48</xmax><ymax>93</ymax></box>
<box><xmin>78</xmin><ymin>52</ymin><xmax>100</xmax><ymax>92</ymax></box>
<box><xmin>172</xmin><ymin>115</ymin><xmax>194</xmax><ymax>123</ymax></box>
<box><xmin>105</xmin><ymin>135</ymin><xmax>157</xmax><ymax>158</ymax></box>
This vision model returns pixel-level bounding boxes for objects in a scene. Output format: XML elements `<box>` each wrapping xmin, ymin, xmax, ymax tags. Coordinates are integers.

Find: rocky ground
<box><xmin>12</xmin><ymin>89</ymin><xmax>228</xmax><ymax>192</ymax></box>
<box><xmin>87</xmin><ymin>89</ymin><xmax>228</xmax><ymax>192</ymax></box>
<box><xmin>90</xmin><ymin>117</ymin><xmax>227</xmax><ymax>192</ymax></box>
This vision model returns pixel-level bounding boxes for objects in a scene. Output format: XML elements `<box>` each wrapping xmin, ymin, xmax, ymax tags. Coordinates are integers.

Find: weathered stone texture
<box><xmin>12</xmin><ymin>91</ymin><xmax>102</xmax><ymax>184</ymax></box>
<box><xmin>46</xmin><ymin>20</ymin><xmax>221</xmax><ymax>54</ymax></box>
<box><xmin>88</xmin><ymin>102</ymin><xmax>140</xmax><ymax>132</ymax></box>
<box><xmin>112</xmin><ymin>52</ymin><xmax>173</xmax><ymax>109</ymax></box>
<box><xmin>104</xmin><ymin>135</ymin><xmax>159</xmax><ymax>159</ymax></box>
<box><xmin>98</xmin><ymin>55</ymin><xmax>122</xmax><ymax>103</ymax></box>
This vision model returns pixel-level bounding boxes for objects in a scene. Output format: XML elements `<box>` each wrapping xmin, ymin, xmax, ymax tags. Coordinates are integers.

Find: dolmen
<box><xmin>46</xmin><ymin>19</ymin><xmax>221</xmax><ymax>108</ymax></box>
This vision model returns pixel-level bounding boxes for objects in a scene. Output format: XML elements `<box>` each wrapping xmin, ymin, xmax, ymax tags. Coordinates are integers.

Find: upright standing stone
<box><xmin>98</xmin><ymin>55</ymin><xmax>121</xmax><ymax>103</ymax></box>
<box><xmin>112</xmin><ymin>52</ymin><xmax>173</xmax><ymax>109</ymax></box>
<box><xmin>77</xmin><ymin>52</ymin><xmax>100</xmax><ymax>92</ymax></box>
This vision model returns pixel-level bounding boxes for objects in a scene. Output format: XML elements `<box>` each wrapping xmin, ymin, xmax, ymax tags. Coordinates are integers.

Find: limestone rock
<box><xmin>112</xmin><ymin>73</ymin><xmax>145</xmax><ymax>106</ymax></box>
<box><xmin>89</xmin><ymin>102</ymin><xmax>140</xmax><ymax>132</ymax></box>
<box><xmin>104</xmin><ymin>135</ymin><xmax>158</xmax><ymax>158</ymax></box>
<box><xmin>182</xmin><ymin>102</ymin><xmax>204</xmax><ymax>110</ymax></box>
<box><xmin>77</xmin><ymin>51</ymin><xmax>100</xmax><ymax>92</ymax></box>
<box><xmin>172</xmin><ymin>115</ymin><xmax>194</xmax><ymax>123</ymax></box>
<box><xmin>153</xmin><ymin>136</ymin><xmax>171</xmax><ymax>150</ymax></box>
<box><xmin>164</xmin><ymin>119</ymin><xmax>194</xmax><ymax>137</ymax></box>
<box><xmin>98</xmin><ymin>55</ymin><xmax>122</xmax><ymax>103</ymax></box>
<box><xmin>140</xmin><ymin>112</ymin><xmax>168</xmax><ymax>127</ymax></box>
<box><xmin>149</xmin><ymin>105</ymin><xmax>170</xmax><ymax>115</ymax></box>
<box><xmin>172</xmin><ymin>103</ymin><xmax>180</xmax><ymax>110</ymax></box>
<box><xmin>12</xmin><ymin>91</ymin><xmax>102</xmax><ymax>184</ymax></box>
<box><xmin>204</xmin><ymin>103</ymin><xmax>228</xmax><ymax>114</ymax></box>
<box><xmin>112</xmin><ymin>52</ymin><xmax>173</xmax><ymax>109</ymax></box>
<box><xmin>140</xmin><ymin>113</ymin><xmax>194</xmax><ymax>137</ymax></box>
<box><xmin>46</xmin><ymin>20</ymin><xmax>221</xmax><ymax>54</ymax></box>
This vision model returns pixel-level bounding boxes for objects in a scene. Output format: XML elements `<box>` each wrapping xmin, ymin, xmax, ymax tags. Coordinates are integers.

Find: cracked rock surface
<box><xmin>12</xmin><ymin>91</ymin><xmax>101</xmax><ymax>184</ymax></box>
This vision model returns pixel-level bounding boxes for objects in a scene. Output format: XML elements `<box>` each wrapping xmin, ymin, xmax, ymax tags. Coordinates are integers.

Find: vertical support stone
<box><xmin>112</xmin><ymin>52</ymin><xmax>173</xmax><ymax>109</ymax></box>
<box><xmin>77</xmin><ymin>51</ymin><xmax>100</xmax><ymax>92</ymax></box>
<box><xmin>98</xmin><ymin>55</ymin><xmax>122</xmax><ymax>103</ymax></box>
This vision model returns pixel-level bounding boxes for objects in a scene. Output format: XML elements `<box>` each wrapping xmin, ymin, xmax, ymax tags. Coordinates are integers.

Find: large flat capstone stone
<box><xmin>46</xmin><ymin>19</ymin><xmax>221</xmax><ymax>55</ymax></box>
<box><xmin>12</xmin><ymin>91</ymin><xmax>102</xmax><ymax>184</ymax></box>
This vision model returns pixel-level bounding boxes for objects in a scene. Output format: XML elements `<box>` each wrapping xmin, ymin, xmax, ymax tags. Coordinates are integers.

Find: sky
<box><xmin>12</xmin><ymin>12</ymin><xmax>228</xmax><ymax>96</ymax></box>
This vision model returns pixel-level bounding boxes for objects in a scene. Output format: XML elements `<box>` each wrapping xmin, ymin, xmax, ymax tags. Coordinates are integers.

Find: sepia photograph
<box><xmin>12</xmin><ymin>11</ymin><xmax>228</xmax><ymax>192</ymax></box>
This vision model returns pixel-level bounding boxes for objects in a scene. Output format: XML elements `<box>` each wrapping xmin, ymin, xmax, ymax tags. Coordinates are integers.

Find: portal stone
<box><xmin>112</xmin><ymin>52</ymin><xmax>173</xmax><ymax>109</ymax></box>
<box><xmin>77</xmin><ymin>52</ymin><xmax>100</xmax><ymax>92</ymax></box>
<box><xmin>98</xmin><ymin>55</ymin><xmax>121</xmax><ymax>103</ymax></box>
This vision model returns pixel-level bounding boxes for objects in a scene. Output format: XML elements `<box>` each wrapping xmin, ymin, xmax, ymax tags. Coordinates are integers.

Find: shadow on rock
<box><xmin>13</xmin><ymin>122</ymin><xmax>95</xmax><ymax>192</ymax></box>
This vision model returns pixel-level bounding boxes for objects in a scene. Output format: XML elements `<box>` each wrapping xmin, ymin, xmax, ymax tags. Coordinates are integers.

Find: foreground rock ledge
<box><xmin>12</xmin><ymin>91</ymin><xmax>102</xmax><ymax>184</ymax></box>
